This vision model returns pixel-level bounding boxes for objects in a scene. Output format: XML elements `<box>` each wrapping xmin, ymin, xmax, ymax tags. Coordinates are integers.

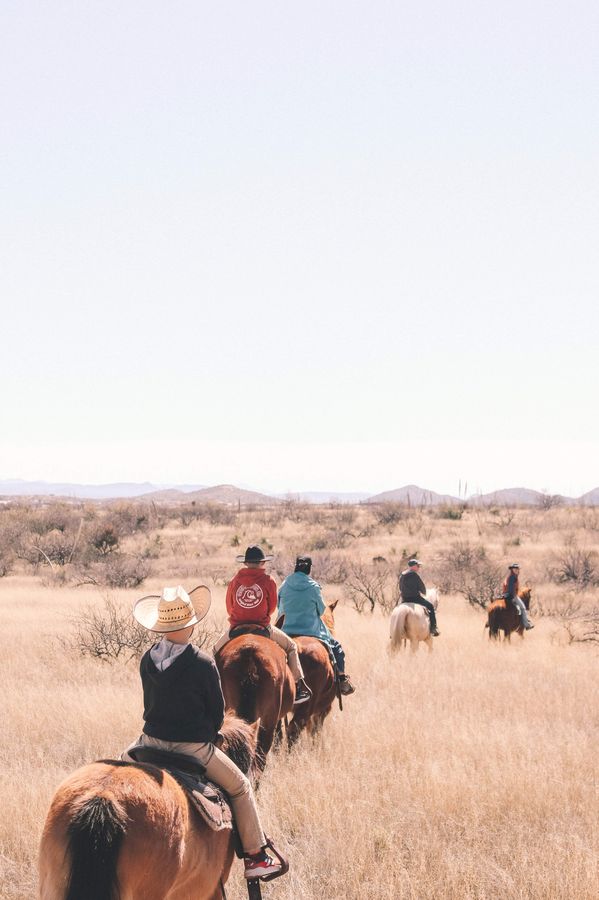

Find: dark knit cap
<box><xmin>294</xmin><ymin>555</ymin><xmax>312</xmax><ymax>574</ymax></box>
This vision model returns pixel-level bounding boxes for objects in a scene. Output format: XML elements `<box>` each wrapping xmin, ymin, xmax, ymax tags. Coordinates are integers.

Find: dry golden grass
<box><xmin>1</xmin><ymin>505</ymin><xmax>598</xmax><ymax>898</ymax></box>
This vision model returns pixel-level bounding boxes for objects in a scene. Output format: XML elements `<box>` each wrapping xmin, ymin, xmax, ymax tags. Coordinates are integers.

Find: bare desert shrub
<box><xmin>30</xmin><ymin>529</ymin><xmax>78</xmax><ymax>567</ymax></box>
<box><xmin>309</xmin><ymin>529</ymin><xmax>355</xmax><ymax>551</ymax></box>
<box><xmin>327</xmin><ymin>503</ymin><xmax>357</xmax><ymax>530</ymax></box>
<box><xmin>312</xmin><ymin>552</ymin><xmax>350</xmax><ymax>585</ymax></box>
<box><xmin>65</xmin><ymin>595</ymin><xmax>223</xmax><ymax>662</ymax></box>
<box><xmin>67</xmin><ymin>595</ymin><xmax>152</xmax><ymax>661</ymax></box>
<box><xmin>538</xmin><ymin>492</ymin><xmax>564</xmax><ymax>510</ymax></box>
<box><xmin>88</xmin><ymin>524</ymin><xmax>120</xmax><ymax>555</ymax></box>
<box><xmin>0</xmin><ymin>532</ymin><xmax>15</xmax><ymax>577</ymax></box>
<box><xmin>371</xmin><ymin>503</ymin><xmax>405</xmax><ymax>530</ymax></box>
<box><xmin>436</xmin><ymin>505</ymin><xmax>465</xmax><ymax>520</ymax></box>
<box><xmin>105</xmin><ymin>502</ymin><xmax>152</xmax><ymax>536</ymax></box>
<box><xmin>74</xmin><ymin>553</ymin><xmax>152</xmax><ymax>588</ymax></box>
<box><xmin>346</xmin><ymin>560</ymin><xmax>392</xmax><ymax>614</ymax></box>
<box><xmin>437</xmin><ymin>542</ymin><xmax>503</xmax><ymax>609</ymax></box>
<box><xmin>548</xmin><ymin>539</ymin><xmax>598</xmax><ymax>590</ymax></box>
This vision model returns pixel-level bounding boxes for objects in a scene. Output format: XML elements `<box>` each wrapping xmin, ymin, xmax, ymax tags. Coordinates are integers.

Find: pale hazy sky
<box><xmin>1</xmin><ymin>1</ymin><xmax>598</xmax><ymax>495</ymax></box>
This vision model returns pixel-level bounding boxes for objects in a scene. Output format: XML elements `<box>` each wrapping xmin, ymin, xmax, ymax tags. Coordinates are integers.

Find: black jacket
<box><xmin>399</xmin><ymin>569</ymin><xmax>427</xmax><ymax>602</ymax></box>
<box><xmin>140</xmin><ymin>643</ymin><xmax>225</xmax><ymax>743</ymax></box>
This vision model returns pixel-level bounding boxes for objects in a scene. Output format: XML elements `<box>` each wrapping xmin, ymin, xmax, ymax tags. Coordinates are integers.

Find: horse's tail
<box><xmin>389</xmin><ymin>605</ymin><xmax>406</xmax><ymax>647</ymax></box>
<box><xmin>65</xmin><ymin>796</ymin><xmax>127</xmax><ymax>900</ymax></box>
<box><xmin>238</xmin><ymin>652</ymin><xmax>260</xmax><ymax>723</ymax></box>
<box><xmin>487</xmin><ymin>611</ymin><xmax>500</xmax><ymax>640</ymax></box>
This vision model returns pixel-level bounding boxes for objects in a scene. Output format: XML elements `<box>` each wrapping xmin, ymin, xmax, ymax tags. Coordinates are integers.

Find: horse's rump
<box><xmin>389</xmin><ymin>603</ymin><xmax>431</xmax><ymax>651</ymax></box>
<box><xmin>288</xmin><ymin>636</ymin><xmax>337</xmax><ymax>742</ymax></box>
<box><xmin>216</xmin><ymin>635</ymin><xmax>293</xmax><ymax>761</ymax></box>
<box><xmin>40</xmin><ymin>715</ymin><xmax>258</xmax><ymax>899</ymax></box>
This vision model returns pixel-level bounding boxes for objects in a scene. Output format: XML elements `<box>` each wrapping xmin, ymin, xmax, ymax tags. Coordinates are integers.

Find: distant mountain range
<box><xmin>366</xmin><ymin>485</ymin><xmax>461</xmax><ymax>506</ymax></box>
<box><xmin>0</xmin><ymin>479</ymin><xmax>598</xmax><ymax>506</ymax></box>
<box><xmin>144</xmin><ymin>484</ymin><xmax>277</xmax><ymax>506</ymax></box>
<box><xmin>0</xmin><ymin>479</ymin><xmax>205</xmax><ymax>499</ymax></box>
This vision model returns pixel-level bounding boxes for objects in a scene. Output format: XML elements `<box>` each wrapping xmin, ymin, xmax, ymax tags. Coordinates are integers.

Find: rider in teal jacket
<box><xmin>278</xmin><ymin>556</ymin><xmax>355</xmax><ymax>695</ymax></box>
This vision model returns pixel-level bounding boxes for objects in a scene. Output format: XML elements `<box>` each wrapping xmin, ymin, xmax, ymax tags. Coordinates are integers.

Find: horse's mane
<box><xmin>220</xmin><ymin>712</ymin><xmax>262</xmax><ymax>776</ymax></box>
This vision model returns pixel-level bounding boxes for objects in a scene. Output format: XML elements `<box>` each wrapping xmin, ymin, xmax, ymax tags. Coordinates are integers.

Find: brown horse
<box><xmin>486</xmin><ymin>587</ymin><xmax>532</xmax><ymax>641</ymax></box>
<box><xmin>287</xmin><ymin>600</ymin><xmax>339</xmax><ymax>745</ymax></box>
<box><xmin>216</xmin><ymin>633</ymin><xmax>295</xmax><ymax>767</ymax></box>
<box><xmin>39</xmin><ymin>714</ymin><xmax>259</xmax><ymax>900</ymax></box>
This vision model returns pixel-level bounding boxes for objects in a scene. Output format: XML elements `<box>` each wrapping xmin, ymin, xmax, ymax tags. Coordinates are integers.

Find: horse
<box><xmin>215</xmin><ymin>632</ymin><xmax>295</xmax><ymax>767</ymax></box>
<box><xmin>287</xmin><ymin>600</ymin><xmax>340</xmax><ymax>745</ymax></box>
<box><xmin>486</xmin><ymin>587</ymin><xmax>532</xmax><ymax>641</ymax></box>
<box><xmin>389</xmin><ymin>588</ymin><xmax>439</xmax><ymax>654</ymax></box>
<box><xmin>39</xmin><ymin>713</ymin><xmax>259</xmax><ymax>900</ymax></box>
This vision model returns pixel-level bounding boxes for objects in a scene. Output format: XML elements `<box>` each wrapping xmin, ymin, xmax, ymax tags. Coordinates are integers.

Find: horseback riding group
<box><xmin>39</xmin><ymin>546</ymin><xmax>355</xmax><ymax>899</ymax></box>
<box><xmin>390</xmin><ymin>558</ymin><xmax>533</xmax><ymax>651</ymax></box>
<box><xmin>39</xmin><ymin>548</ymin><xmax>533</xmax><ymax>898</ymax></box>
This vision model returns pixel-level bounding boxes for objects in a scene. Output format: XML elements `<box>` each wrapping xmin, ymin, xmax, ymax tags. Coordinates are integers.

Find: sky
<box><xmin>1</xmin><ymin>1</ymin><xmax>598</xmax><ymax>495</ymax></box>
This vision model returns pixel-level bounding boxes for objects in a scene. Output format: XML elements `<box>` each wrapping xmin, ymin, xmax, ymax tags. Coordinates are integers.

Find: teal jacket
<box><xmin>277</xmin><ymin>572</ymin><xmax>331</xmax><ymax>642</ymax></box>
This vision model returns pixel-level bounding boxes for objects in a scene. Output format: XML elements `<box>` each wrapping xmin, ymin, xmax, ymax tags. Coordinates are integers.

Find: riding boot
<box><xmin>339</xmin><ymin>674</ymin><xmax>356</xmax><ymax>695</ymax></box>
<box><xmin>294</xmin><ymin>678</ymin><xmax>312</xmax><ymax>704</ymax></box>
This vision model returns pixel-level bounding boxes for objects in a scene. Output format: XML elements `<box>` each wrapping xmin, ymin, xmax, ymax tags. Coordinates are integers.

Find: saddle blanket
<box><xmin>127</xmin><ymin>745</ymin><xmax>233</xmax><ymax>831</ymax></box>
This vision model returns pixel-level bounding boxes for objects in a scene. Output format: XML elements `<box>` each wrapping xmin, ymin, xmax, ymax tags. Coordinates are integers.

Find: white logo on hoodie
<box><xmin>235</xmin><ymin>583</ymin><xmax>264</xmax><ymax>609</ymax></box>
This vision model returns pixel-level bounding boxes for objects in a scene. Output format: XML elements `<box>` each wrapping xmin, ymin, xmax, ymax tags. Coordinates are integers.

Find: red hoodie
<box><xmin>226</xmin><ymin>567</ymin><xmax>278</xmax><ymax>627</ymax></box>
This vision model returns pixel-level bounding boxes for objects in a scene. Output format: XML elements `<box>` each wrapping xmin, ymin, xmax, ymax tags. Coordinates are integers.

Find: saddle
<box><xmin>402</xmin><ymin>601</ymin><xmax>430</xmax><ymax>617</ymax></box>
<box><xmin>127</xmin><ymin>745</ymin><xmax>233</xmax><ymax>832</ymax></box>
<box><xmin>228</xmin><ymin>623</ymin><xmax>272</xmax><ymax>640</ymax></box>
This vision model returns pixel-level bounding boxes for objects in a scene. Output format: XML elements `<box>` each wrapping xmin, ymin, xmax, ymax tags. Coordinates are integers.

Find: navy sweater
<box><xmin>140</xmin><ymin>643</ymin><xmax>225</xmax><ymax>743</ymax></box>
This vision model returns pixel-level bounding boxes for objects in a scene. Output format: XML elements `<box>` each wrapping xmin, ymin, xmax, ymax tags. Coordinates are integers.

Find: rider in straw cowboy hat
<box><xmin>127</xmin><ymin>584</ymin><xmax>283</xmax><ymax>879</ymax></box>
<box><xmin>213</xmin><ymin>546</ymin><xmax>312</xmax><ymax>704</ymax></box>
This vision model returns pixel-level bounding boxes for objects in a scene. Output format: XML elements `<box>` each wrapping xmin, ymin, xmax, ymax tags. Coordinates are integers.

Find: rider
<box><xmin>128</xmin><ymin>584</ymin><xmax>283</xmax><ymax>879</ymax></box>
<box><xmin>502</xmin><ymin>563</ymin><xmax>534</xmax><ymax>629</ymax></box>
<box><xmin>213</xmin><ymin>545</ymin><xmax>312</xmax><ymax>704</ymax></box>
<box><xmin>278</xmin><ymin>555</ymin><xmax>356</xmax><ymax>695</ymax></box>
<box><xmin>398</xmin><ymin>558</ymin><xmax>440</xmax><ymax>636</ymax></box>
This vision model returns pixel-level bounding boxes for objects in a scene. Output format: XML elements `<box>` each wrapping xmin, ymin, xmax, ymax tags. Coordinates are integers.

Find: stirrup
<box><xmin>259</xmin><ymin>837</ymin><xmax>289</xmax><ymax>882</ymax></box>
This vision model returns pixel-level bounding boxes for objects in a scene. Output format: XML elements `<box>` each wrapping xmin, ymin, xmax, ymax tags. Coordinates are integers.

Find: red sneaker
<box><xmin>244</xmin><ymin>852</ymin><xmax>283</xmax><ymax>879</ymax></box>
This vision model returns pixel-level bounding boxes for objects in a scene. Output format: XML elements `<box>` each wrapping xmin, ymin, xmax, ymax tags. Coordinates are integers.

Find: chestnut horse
<box><xmin>486</xmin><ymin>587</ymin><xmax>532</xmax><ymax>641</ymax></box>
<box><xmin>39</xmin><ymin>714</ymin><xmax>259</xmax><ymax>900</ymax></box>
<box><xmin>287</xmin><ymin>600</ymin><xmax>339</xmax><ymax>745</ymax></box>
<box><xmin>215</xmin><ymin>633</ymin><xmax>295</xmax><ymax>767</ymax></box>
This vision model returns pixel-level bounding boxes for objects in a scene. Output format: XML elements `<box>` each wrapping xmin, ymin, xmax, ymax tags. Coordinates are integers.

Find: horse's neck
<box><xmin>321</xmin><ymin>612</ymin><xmax>335</xmax><ymax>635</ymax></box>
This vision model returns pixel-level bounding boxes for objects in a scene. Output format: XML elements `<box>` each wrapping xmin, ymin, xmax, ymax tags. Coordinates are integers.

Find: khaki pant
<box><xmin>125</xmin><ymin>734</ymin><xmax>265</xmax><ymax>854</ymax></box>
<box><xmin>213</xmin><ymin>625</ymin><xmax>304</xmax><ymax>681</ymax></box>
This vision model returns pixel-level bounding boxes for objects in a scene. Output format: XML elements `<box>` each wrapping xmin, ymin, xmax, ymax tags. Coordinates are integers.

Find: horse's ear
<box><xmin>329</xmin><ymin>599</ymin><xmax>339</xmax><ymax>611</ymax></box>
<box><xmin>249</xmin><ymin>719</ymin><xmax>261</xmax><ymax>743</ymax></box>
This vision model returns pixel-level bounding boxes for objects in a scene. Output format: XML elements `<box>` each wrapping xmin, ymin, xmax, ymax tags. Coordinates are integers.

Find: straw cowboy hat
<box><xmin>235</xmin><ymin>545</ymin><xmax>274</xmax><ymax>564</ymax></box>
<box><xmin>133</xmin><ymin>584</ymin><xmax>212</xmax><ymax>633</ymax></box>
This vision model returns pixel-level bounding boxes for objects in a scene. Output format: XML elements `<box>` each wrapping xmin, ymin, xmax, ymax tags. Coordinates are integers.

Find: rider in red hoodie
<box><xmin>213</xmin><ymin>546</ymin><xmax>312</xmax><ymax>704</ymax></box>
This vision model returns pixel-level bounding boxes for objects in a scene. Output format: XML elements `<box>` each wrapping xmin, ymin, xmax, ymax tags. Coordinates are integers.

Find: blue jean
<box><xmin>328</xmin><ymin>638</ymin><xmax>346</xmax><ymax>674</ymax></box>
<box><xmin>510</xmin><ymin>595</ymin><xmax>531</xmax><ymax>628</ymax></box>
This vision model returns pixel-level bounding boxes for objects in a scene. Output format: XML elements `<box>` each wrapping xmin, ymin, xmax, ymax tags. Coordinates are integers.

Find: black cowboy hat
<box><xmin>236</xmin><ymin>545</ymin><xmax>274</xmax><ymax>564</ymax></box>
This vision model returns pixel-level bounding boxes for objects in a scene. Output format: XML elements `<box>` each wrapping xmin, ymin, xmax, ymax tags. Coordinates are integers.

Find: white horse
<box><xmin>389</xmin><ymin>588</ymin><xmax>439</xmax><ymax>653</ymax></box>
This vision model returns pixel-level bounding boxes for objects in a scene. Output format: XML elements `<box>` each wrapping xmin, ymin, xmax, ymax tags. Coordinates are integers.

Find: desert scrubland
<box><xmin>1</xmin><ymin>499</ymin><xmax>598</xmax><ymax>899</ymax></box>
